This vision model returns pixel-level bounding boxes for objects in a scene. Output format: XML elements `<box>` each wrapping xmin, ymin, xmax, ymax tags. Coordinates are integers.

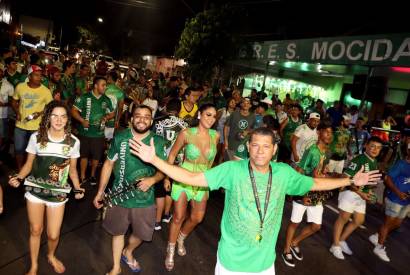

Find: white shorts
<box><xmin>104</xmin><ymin>127</ymin><xmax>115</xmax><ymax>140</ymax></box>
<box><xmin>25</xmin><ymin>192</ymin><xmax>67</xmax><ymax>207</ymax></box>
<box><xmin>290</xmin><ymin>201</ymin><xmax>324</xmax><ymax>225</ymax></box>
<box><xmin>328</xmin><ymin>159</ymin><xmax>345</xmax><ymax>174</ymax></box>
<box><xmin>215</xmin><ymin>256</ymin><xmax>275</xmax><ymax>275</ymax></box>
<box><xmin>338</xmin><ymin>190</ymin><xmax>366</xmax><ymax>214</ymax></box>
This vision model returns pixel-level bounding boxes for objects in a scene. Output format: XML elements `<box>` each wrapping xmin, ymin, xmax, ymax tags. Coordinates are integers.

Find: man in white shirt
<box><xmin>0</xmin><ymin>63</ymin><xmax>14</xmax><ymax>160</ymax></box>
<box><xmin>291</xmin><ymin>112</ymin><xmax>320</xmax><ymax>163</ymax></box>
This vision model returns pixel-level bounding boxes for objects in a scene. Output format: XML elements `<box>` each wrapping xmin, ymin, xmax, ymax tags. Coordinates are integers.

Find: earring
<box><xmin>198</xmin><ymin>115</ymin><xmax>201</xmax><ymax>119</ymax></box>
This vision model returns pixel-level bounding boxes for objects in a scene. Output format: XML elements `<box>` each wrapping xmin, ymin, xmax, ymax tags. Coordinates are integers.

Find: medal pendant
<box><xmin>256</xmin><ymin>234</ymin><xmax>262</xmax><ymax>242</ymax></box>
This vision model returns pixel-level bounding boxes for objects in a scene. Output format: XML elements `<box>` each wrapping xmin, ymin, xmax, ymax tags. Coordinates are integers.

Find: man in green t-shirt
<box><xmin>104</xmin><ymin>71</ymin><xmax>125</xmax><ymax>140</ymax></box>
<box><xmin>4</xmin><ymin>57</ymin><xmax>24</xmax><ymax>87</ymax></box>
<box><xmin>282</xmin><ymin>121</ymin><xmax>333</xmax><ymax>267</ymax></box>
<box><xmin>279</xmin><ymin>103</ymin><xmax>302</xmax><ymax>161</ymax></box>
<box><xmin>330</xmin><ymin>136</ymin><xmax>383</xmax><ymax>260</ymax></box>
<box><xmin>129</xmin><ymin>127</ymin><xmax>381</xmax><ymax>274</ymax></box>
<box><xmin>71</xmin><ymin>76</ymin><xmax>115</xmax><ymax>186</ymax></box>
<box><xmin>328</xmin><ymin>114</ymin><xmax>352</xmax><ymax>174</ymax></box>
<box><xmin>93</xmin><ymin>105</ymin><xmax>167</xmax><ymax>275</ymax></box>
<box><xmin>75</xmin><ymin>64</ymin><xmax>90</xmax><ymax>95</ymax></box>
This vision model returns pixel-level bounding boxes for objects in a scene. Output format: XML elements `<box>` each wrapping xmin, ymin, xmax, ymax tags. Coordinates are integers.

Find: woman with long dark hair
<box><xmin>164</xmin><ymin>103</ymin><xmax>219</xmax><ymax>271</ymax></box>
<box><xmin>9</xmin><ymin>100</ymin><xmax>84</xmax><ymax>275</ymax></box>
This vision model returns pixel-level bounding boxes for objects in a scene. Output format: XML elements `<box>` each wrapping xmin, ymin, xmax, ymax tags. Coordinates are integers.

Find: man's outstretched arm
<box><xmin>129</xmin><ymin>137</ymin><xmax>208</xmax><ymax>187</ymax></box>
<box><xmin>311</xmin><ymin>166</ymin><xmax>381</xmax><ymax>191</ymax></box>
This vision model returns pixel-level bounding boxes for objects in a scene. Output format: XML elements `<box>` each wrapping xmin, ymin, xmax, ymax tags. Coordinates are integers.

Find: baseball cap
<box><xmin>48</xmin><ymin>66</ymin><xmax>60</xmax><ymax>75</ymax></box>
<box><xmin>309</xmin><ymin>112</ymin><xmax>320</xmax><ymax>119</ymax></box>
<box><xmin>261</xmin><ymin>97</ymin><xmax>273</xmax><ymax>105</ymax></box>
<box><xmin>28</xmin><ymin>65</ymin><xmax>43</xmax><ymax>75</ymax></box>
<box><xmin>342</xmin><ymin>114</ymin><xmax>352</xmax><ymax>121</ymax></box>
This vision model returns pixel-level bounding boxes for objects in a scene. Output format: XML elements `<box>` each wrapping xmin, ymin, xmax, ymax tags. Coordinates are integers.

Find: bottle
<box><xmin>24</xmin><ymin>112</ymin><xmax>40</xmax><ymax>122</ymax></box>
<box><xmin>100</xmin><ymin>119</ymin><xmax>106</xmax><ymax>131</ymax></box>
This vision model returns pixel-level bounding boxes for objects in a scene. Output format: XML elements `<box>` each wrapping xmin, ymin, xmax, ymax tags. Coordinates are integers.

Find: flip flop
<box><xmin>120</xmin><ymin>254</ymin><xmax>141</xmax><ymax>273</ymax></box>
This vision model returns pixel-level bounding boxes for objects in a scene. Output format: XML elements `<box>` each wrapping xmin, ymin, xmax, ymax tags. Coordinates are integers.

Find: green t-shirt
<box><xmin>25</xmin><ymin>132</ymin><xmax>80</xmax><ymax>203</ymax></box>
<box><xmin>297</xmin><ymin>144</ymin><xmax>329</xmax><ymax>205</ymax></box>
<box><xmin>105</xmin><ymin>84</ymin><xmax>125</xmax><ymax>127</ymax></box>
<box><xmin>75</xmin><ymin>77</ymin><xmax>88</xmax><ymax>95</ymax></box>
<box><xmin>283</xmin><ymin>117</ymin><xmax>302</xmax><ymax>149</ymax></box>
<box><xmin>204</xmin><ymin>160</ymin><xmax>313</xmax><ymax>272</ymax></box>
<box><xmin>61</xmin><ymin>74</ymin><xmax>76</xmax><ymax>101</ymax></box>
<box><xmin>6</xmin><ymin>71</ymin><xmax>24</xmax><ymax>87</ymax></box>
<box><xmin>330</xmin><ymin>126</ymin><xmax>351</xmax><ymax>159</ymax></box>
<box><xmin>41</xmin><ymin>77</ymin><xmax>60</xmax><ymax>95</ymax></box>
<box><xmin>73</xmin><ymin>92</ymin><xmax>114</xmax><ymax>137</ymax></box>
<box><xmin>107</xmin><ymin>129</ymin><xmax>167</xmax><ymax>208</ymax></box>
<box><xmin>345</xmin><ymin>153</ymin><xmax>378</xmax><ymax>193</ymax></box>
<box><xmin>298</xmin><ymin>144</ymin><xmax>326</xmax><ymax>176</ymax></box>
<box><xmin>265</xmin><ymin>108</ymin><xmax>275</xmax><ymax>117</ymax></box>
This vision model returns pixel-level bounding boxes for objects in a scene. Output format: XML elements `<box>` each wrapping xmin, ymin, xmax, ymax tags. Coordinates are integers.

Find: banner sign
<box><xmin>239</xmin><ymin>34</ymin><xmax>410</xmax><ymax>67</ymax></box>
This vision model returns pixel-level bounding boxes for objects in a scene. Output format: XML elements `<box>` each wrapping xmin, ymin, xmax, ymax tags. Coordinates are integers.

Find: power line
<box><xmin>178</xmin><ymin>0</ymin><xmax>196</xmax><ymax>15</ymax></box>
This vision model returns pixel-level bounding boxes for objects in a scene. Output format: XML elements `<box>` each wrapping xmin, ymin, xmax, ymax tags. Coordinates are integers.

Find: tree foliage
<box><xmin>176</xmin><ymin>5</ymin><xmax>242</xmax><ymax>80</ymax></box>
<box><xmin>76</xmin><ymin>25</ymin><xmax>108</xmax><ymax>52</ymax></box>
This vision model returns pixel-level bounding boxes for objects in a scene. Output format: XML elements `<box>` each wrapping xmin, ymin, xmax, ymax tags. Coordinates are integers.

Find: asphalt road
<box><xmin>0</xmin><ymin>164</ymin><xmax>408</xmax><ymax>275</ymax></box>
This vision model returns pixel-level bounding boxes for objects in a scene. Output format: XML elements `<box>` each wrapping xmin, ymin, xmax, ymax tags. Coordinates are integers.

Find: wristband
<box><xmin>349</xmin><ymin>177</ymin><xmax>355</xmax><ymax>187</ymax></box>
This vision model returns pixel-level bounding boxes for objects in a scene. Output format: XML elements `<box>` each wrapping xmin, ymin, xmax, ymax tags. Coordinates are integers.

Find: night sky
<box><xmin>11</xmin><ymin>0</ymin><xmax>408</xmax><ymax>57</ymax></box>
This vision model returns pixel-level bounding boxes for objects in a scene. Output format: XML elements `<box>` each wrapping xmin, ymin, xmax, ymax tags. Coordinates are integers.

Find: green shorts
<box><xmin>171</xmin><ymin>182</ymin><xmax>208</xmax><ymax>202</ymax></box>
<box><xmin>171</xmin><ymin>161</ymin><xmax>209</xmax><ymax>202</ymax></box>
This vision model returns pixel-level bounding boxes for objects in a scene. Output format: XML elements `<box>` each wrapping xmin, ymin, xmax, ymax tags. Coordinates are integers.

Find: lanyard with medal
<box><xmin>248</xmin><ymin>161</ymin><xmax>272</xmax><ymax>243</ymax></box>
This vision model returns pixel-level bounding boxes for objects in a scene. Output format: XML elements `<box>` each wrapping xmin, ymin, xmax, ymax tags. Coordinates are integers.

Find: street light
<box><xmin>97</xmin><ymin>17</ymin><xmax>103</xmax><ymax>23</ymax></box>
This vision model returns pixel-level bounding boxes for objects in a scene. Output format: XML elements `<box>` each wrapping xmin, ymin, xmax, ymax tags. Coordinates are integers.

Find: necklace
<box><xmin>248</xmin><ymin>161</ymin><xmax>272</xmax><ymax>243</ymax></box>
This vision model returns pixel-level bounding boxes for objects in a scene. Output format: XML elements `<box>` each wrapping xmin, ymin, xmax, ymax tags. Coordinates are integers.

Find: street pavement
<box><xmin>0</xmin><ymin>165</ymin><xmax>409</xmax><ymax>275</ymax></box>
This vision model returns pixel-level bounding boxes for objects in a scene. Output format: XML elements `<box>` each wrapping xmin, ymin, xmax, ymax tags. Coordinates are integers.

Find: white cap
<box><xmin>260</xmin><ymin>98</ymin><xmax>273</xmax><ymax>105</ymax></box>
<box><xmin>309</xmin><ymin>112</ymin><xmax>320</xmax><ymax>119</ymax></box>
<box><xmin>343</xmin><ymin>114</ymin><xmax>352</xmax><ymax>121</ymax></box>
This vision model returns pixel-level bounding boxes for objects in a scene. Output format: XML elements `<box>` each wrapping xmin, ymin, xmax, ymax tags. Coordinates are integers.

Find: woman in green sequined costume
<box><xmin>164</xmin><ymin>103</ymin><xmax>219</xmax><ymax>271</ymax></box>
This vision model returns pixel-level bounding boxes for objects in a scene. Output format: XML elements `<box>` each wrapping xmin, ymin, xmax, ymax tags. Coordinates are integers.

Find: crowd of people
<box><xmin>0</xmin><ymin>44</ymin><xmax>409</xmax><ymax>275</ymax></box>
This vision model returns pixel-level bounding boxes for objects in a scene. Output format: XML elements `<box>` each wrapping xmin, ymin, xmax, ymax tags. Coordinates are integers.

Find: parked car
<box><xmin>95</xmin><ymin>54</ymin><xmax>115</xmax><ymax>71</ymax></box>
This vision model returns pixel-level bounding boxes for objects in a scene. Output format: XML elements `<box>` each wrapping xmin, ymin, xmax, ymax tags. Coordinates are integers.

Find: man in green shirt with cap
<box><xmin>129</xmin><ymin>127</ymin><xmax>381</xmax><ymax>274</ymax></box>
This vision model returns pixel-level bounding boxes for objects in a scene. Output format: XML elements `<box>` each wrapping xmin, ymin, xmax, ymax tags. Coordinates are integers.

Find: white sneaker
<box><xmin>369</xmin><ymin>233</ymin><xmax>378</xmax><ymax>246</ymax></box>
<box><xmin>373</xmin><ymin>245</ymin><xmax>390</xmax><ymax>262</ymax></box>
<box><xmin>339</xmin><ymin>241</ymin><xmax>353</xmax><ymax>255</ymax></box>
<box><xmin>330</xmin><ymin>245</ymin><xmax>345</xmax><ymax>260</ymax></box>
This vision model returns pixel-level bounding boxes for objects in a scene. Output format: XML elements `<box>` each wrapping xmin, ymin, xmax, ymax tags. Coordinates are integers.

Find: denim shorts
<box><xmin>385</xmin><ymin>198</ymin><xmax>410</xmax><ymax>219</ymax></box>
<box><xmin>14</xmin><ymin>127</ymin><xmax>35</xmax><ymax>154</ymax></box>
